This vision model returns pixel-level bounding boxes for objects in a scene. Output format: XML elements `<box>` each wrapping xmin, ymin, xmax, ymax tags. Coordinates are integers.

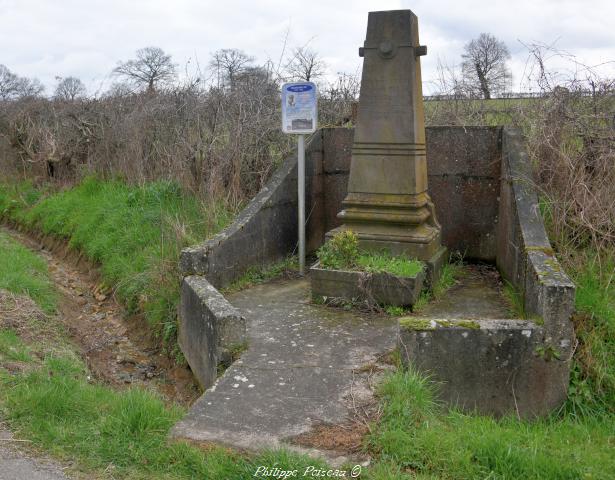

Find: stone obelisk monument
<box><xmin>329</xmin><ymin>10</ymin><xmax>442</xmax><ymax>261</ymax></box>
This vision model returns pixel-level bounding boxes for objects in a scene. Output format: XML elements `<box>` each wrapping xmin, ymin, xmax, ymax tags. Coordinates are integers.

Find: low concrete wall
<box><xmin>179</xmin><ymin>276</ymin><xmax>246</xmax><ymax>389</ymax></box>
<box><xmin>180</xmin><ymin>133</ymin><xmax>325</xmax><ymax>289</ymax></box>
<box><xmin>400</xmin><ymin>127</ymin><xmax>575</xmax><ymax>417</ymax></box>
<box><xmin>181</xmin><ymin>126</ymin><xmax>504</xmax><ymax>291</ymax></box>
<box><xmin>497</xmin><ymin>127</ymin><xmax>575</xmax><ymax>360</ymax></box>
<box><xmin>180</xmin><ymin>125</ymin><xmax>575</xmax><ymax>407</ymax></box>
<box><xmin>399</xmin><ymin>319</ymin><xmax>570</xmax><ymax>417</ymax></box>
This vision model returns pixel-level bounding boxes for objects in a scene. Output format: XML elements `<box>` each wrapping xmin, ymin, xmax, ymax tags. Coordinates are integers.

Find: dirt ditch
<box><xmin>1</xmin><ymin>224</ymin><xmax>201</xmax><ymax>406</ymax></box>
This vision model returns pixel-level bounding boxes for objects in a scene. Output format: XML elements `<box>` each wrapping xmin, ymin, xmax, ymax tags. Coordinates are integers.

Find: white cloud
<box><xmin>0</xmin><ymin>0</ymin><xmax>613</xmax><ymax>95</ymax></box>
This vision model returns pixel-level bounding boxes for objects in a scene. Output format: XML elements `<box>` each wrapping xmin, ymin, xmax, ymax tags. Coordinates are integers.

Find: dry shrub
<box><xmin>0</xmin><ymin>72</ymin><xmax>357</xmax><ymax>208</ymax></box>
<box><xmin>426</xmin><ymin>43</ymin><xmax>615</xmax><ymax>256</ymax></box>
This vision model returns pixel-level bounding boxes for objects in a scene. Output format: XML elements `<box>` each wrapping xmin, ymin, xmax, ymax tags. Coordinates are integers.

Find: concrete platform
<box><xmin>171</xmin><ymin>278</ymin><xmax>398</xmax><ymax>463</ymax></box>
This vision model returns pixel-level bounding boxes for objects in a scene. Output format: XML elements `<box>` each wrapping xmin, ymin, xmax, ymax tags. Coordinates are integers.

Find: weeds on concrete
<box><xmin>221</xmin><ymin>256</ymin><xmax>299</xmax><ymax>293</ymax></box>
<box><xmin>412</xmin><ymin>258</ymin><xmax>463</xmax><ymax>313</ymax></box>
<box><xmin>317</xmin><ymin>230</ymin><xmax>424</xmax><ymax>278</ymax></box>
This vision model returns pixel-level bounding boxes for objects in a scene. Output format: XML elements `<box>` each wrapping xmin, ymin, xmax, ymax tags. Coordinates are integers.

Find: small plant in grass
<box><xmin>316</xmin><ymin>230</ymin><xmax>359</xmax><ymax>270</ymax></box>
<box><xmin>385</xmin><ymin>305</ymin><xmax>406</xmax><ymax>316</ymax></box>
<box><xmin>412</xmin><ymin>259</ymin><xmax>463</xmax><ymax>313</ymax></box>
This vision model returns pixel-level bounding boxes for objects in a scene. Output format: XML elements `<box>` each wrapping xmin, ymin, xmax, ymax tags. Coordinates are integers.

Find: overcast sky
<box><xmin>1</xmin><ymin>0</ymin><xmax>614</xmax><ymax>95</ymax></box>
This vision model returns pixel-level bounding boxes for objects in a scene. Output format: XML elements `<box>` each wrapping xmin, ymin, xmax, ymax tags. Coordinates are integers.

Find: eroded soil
<box><xmin>1</xmin><ymin>226</ymin><xmax>200</xmax><ymax>406</ymax></box>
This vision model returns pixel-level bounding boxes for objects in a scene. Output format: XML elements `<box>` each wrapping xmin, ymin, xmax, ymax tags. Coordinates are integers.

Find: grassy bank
<box><xmin>0</xmin><ymin>231</ymin><xmax>56</xmax><ymax>313</ymax></box>
<box><xmin>0</xmin><ymin>177</ymin><xmax>234</xmax><ymax>351</ymax></box>
<box><xmin>0</xmin><ymin>230</ymin><xmax>327</xmax><ymax>479</ymax></box>
<box><xmin>2</xmin><ymin>175</ymin><xmax>614</xmax><ymax>479</ymax></box>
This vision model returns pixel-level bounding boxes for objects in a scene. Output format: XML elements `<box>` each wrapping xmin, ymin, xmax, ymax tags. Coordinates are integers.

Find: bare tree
<box><xmin>54</xmin><ymin>76</ymin><xmax>87</xmax><ymax>101</ymax></box>
<box><xmin>113</xmin><ymin>47</ymin><xmax>177</xmax><ymax>92</ymax></box>
<box><xmin>461</xmin><ymin>33</ymin><xmax>511</xmax><ymax>99</ymax></box>
<box><xmin>285</xmin><ymin>46</ymin><xmax>326</xmax><ymax>82</ymax></box>
<box><xmin>0</xmin><ymin>65</ymin><xmax>20</xmax><ymax>100</ymax></box>
<box><xmin>209</xmin><ymin>49</ymin><xmax>254</xmax><ymax>89</ymax></box>
<box><xmin>0</xmin><ymin>64</ymin><xmax>44</xmax><ymax>100</ymax></box>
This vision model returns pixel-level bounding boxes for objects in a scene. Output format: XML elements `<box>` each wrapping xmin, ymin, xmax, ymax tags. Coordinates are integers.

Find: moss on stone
<box><xmin>525</xmin><ymin>245</ymin><xmax>555</xmax><ymax>256</ymax></box>
<box><xmin>530</xmin><ymin>314</ymin><xmax>544</xmax><ymax>326</ymax></box>
<box><xmin>455</xmin><ymin>320</ymin><xmax>481</xmax><ymax>329</ymax></box>
<box><xmin>399</xmin><ymin>317</ymin><xmax>435</xmax><ymax>330</ymax></box>
<box><xmin>544</xmin><ymin>257</ymin><xmax>562</xmax><ymax>272</ymax></box>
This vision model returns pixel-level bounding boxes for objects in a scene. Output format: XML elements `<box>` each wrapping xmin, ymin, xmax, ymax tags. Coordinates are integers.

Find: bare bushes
<box><xmin>0</xmin><ymin>83</ymin><xmax>283</xmax><ymax>206</ymax></box>
<box><xmin>0</xmin><ymin>70</ymin><xmax>358</xmax><ymax>207</ymax></box>
<box><xmin>427</xmin><ymin>45</ymin><xmax>615</xmax><ymax>255</ymax></box>
<box><xmin>523</xmin><ymin>83</ymin><xmax>615</xmax><ymax>253</ymax></box>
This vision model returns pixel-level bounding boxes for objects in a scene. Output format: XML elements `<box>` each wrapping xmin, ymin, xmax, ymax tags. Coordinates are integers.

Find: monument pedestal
<box><xmin>327</xmin><ymin>9</ymin><xmax>444</xmax><ymax>262</ymax></box>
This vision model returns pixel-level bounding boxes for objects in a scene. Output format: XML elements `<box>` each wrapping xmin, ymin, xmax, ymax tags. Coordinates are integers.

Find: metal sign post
<box><xmin>297</xmin><ymin>134</ymin><xmax>306</xmax><ymax>274</ymax></box>
<box><xmin>281</xmin><ymin>82</ymin><xmax>317</xmax><ymax>275</ymax></box>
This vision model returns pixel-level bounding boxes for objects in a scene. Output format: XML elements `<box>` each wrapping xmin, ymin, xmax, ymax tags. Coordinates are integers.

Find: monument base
<box><xmin>326</xmin><ymin>225</ymin><xmax>442</xmax><ymax>261</ymax></box>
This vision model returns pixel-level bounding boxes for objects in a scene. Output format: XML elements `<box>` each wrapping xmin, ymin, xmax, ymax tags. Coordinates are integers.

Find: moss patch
<box><xmin>456</xmin><ymin>320</ymin><xmax>481</xmax><ymax>329</ymax></box>
<box><xmin>399</xmin><ymin>317</ymin><xmax>435</xmax><ymax>331</ymax></box>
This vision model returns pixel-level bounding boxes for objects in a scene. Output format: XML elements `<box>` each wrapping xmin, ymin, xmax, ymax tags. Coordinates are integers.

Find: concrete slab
<box><xmin>171</xmin><ymin>278</ymin><xmax>398</xmax><ymax>463</ymax></box>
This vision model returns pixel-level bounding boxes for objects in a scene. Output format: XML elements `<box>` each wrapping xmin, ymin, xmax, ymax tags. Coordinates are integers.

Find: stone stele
<box><xmin>329</xmin><ymin>9</ymin><xmax>442</xmax><ymax>260</ymax></box>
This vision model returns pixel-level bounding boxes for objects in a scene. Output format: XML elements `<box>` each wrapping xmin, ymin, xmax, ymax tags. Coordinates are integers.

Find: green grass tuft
<box><xmin>0</xmin><ymin>330</ymin><xmax>33</xmax><ymax>362</ymax></box>
<box><xmin>317</xmin><ymin>230</ymin><xmax>424</xmax><ymax>278</ymax></box>
<box><xmin>412</xmin><ymin>259</ymin><xmax>463</xmax><ymax>313</ymax></box>
<box><xmin>368</xmin><ymin>369</ymin><xmax>615</xmax><ymax>479</ymax></box>
<box><xmin>0</xmin><ymin>331</ymin><xmax>328</xmax><ymax>479</ymax></box>
<box><xmin>222</xmin><ymin>256</ymin><xmax>298</xmax><ymax>293</ymax></box>
<box><xmin>356</xmin><ymin>252</ymin><xmax>424</xmax><ymax>278</ymax></box>
<box><xmin>0</xmin><ymin>231</ymin><xmax>56</xmax><ymax>313</ymax></box>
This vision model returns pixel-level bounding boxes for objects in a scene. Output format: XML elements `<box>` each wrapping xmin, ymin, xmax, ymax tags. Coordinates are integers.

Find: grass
<box><xmin>412</xmin><ymin>260</ymin><xmax>463</xmax><ymax>313</ymax></box>
<box><xmin>317</xmin><ymin>230</ymin><xmax>424</xmax><ymax>278</ymax></box>
<box><xmin>503</xmin><ymin>280</ymin><xmax>525</xmax><ymax>318</ymax></box>
<box><xmin>356</xmin><ymin>252</ymin><xmax>424</xmax><ymax>278</ymax></box>
<box><xmin>367</xmin><ymin>369</ymin><xmax>615</xmax><ymax>480</ymax></box>
<box><xmin>0</xmin><ymin>178</ymin><xmax>234</xmax><ymax>349</ymax></box>
<box><xmin>366</xmin><ymin>245</ymin><xmax>615</xmax><ymax>479</ymax></box>
<box><xmin>0</xmin><ymin>333</ymin><xmax>330</xmax><ymax>479</ymax></box>
<box><xmin>0</xmin><ymin>231</ymin><xmax>56</xmax><ymax>313</ymax></box>
<box><xmin>0</xmin><ymin>227</ymin><xmax>329</xmax><ymax>479</ymax></box>
<box><xmin>564</xmin><ymin>252</ymin><xmax>615</xmax><ymax>416</ymax></box>
<box><xmin>222</xmin><ymin>256</ymin><xmax>299</xmax><ymax>293</ymax></box>
<box><xmin>1</xmin><ymin>173</ymin><xmax>614</xmax><ymax>478</ymax></box>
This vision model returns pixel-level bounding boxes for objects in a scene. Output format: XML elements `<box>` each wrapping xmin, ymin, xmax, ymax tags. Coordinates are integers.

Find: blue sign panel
<box><xmin>281</xmin><ymin>82</ymin><xmax>318</xmax><ymax>134</ymax></box>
